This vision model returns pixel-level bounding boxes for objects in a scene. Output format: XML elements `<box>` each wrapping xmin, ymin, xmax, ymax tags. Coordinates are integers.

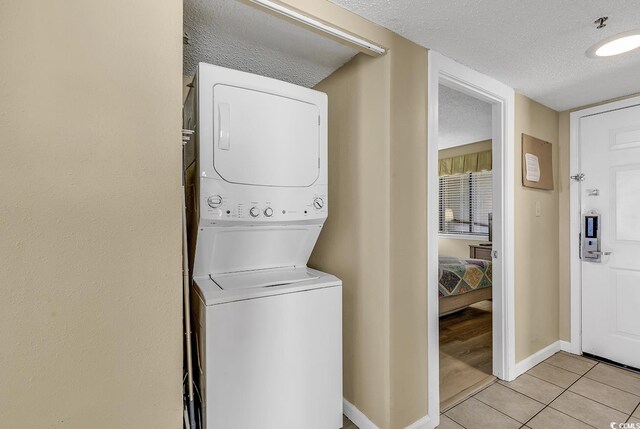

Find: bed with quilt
<box><xmin>439</xmin><ymin>256</ymin><xmax>492</xmax><ymax>316</ymax></box>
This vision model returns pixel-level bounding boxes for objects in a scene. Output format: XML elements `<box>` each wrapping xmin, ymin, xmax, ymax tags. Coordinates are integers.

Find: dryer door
<box><xmin>213</xmin><ymin>84</ymin><xmax>320</xmax><ymax>187</ymax></box>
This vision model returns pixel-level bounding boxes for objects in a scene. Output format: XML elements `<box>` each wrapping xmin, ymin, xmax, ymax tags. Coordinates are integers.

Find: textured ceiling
<box><xmin>184</xmin><ymin>0</ymin><xmax>357</xmax><ymax>87</ymax></box>
<box><xmin>439</xmin><ymin>85</ymin><xmax>492</xmax><ymax>149</ymax></box>
<box><xmin>329</xmin><ymin>0</ymin><xmax>640</xmax><ymax>111</ymax></box>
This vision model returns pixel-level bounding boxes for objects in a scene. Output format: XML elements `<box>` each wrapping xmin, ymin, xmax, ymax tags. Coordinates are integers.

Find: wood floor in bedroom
<box><xmin>440</xmin><ymin>300</ymin><xmax>494</xmax><ymax>410</ymax></box>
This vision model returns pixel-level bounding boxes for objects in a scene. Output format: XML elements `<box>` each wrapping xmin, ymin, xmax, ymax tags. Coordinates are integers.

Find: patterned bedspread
<box><xmin>439</xmin><ymin>256</ymin><xmax>492</xmax><ymax>297</ymax></box>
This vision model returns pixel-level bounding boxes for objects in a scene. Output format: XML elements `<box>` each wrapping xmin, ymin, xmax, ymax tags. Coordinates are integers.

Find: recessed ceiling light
<box><xmin>587</xmin><ymin>30</ymin><xmax>640</xmax><ymax>58</ymax></box>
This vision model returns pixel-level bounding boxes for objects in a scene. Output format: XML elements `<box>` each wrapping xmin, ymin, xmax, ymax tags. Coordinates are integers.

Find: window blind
<box><xmin>439</xmin><ymin>171</ymin><xmax>492</xmax><ymax>236</ymax></box>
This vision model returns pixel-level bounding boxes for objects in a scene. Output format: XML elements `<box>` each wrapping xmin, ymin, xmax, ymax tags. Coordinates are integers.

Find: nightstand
<box><xmin>469</xmin><ymin>244</ymin><xmax>492</xmax><ymax>261</ymax></box>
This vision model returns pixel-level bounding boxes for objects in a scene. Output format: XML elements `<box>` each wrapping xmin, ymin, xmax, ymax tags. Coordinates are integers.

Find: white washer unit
<box><xmin>184</xmin><ymin>63</ymin><xmax>342</xmax><ymax>429</ymax></box>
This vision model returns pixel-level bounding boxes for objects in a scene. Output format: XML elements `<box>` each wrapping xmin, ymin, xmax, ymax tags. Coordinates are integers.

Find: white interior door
<box><xmin>580</xmin><ymin>103</ymin><xmax>640</xmax><ymax>368</ymax></box>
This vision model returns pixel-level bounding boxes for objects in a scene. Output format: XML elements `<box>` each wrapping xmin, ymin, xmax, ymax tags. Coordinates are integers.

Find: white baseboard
<box><xmin>343</xmin><ymin>398</ymin><xmax>379</xmax><ymax>429</ymax></box>
<box><xmin>405</xmin><ymin>414</ymin><xmax>432</xmax><ymax>429</ymax></box>
<box><xmin>343</xmin><ymin>399</ymin><xmax>433</xmax><ymax>429</ymax></box>
<box><xmin>513</xmin><ymin>340</ymin><xmax>561</xmax><ymax>379</ymax></box>
<box><xmin>560</xmin><ymin>340</ymin><xmax>572</xmax><ymax>353</ymax></box>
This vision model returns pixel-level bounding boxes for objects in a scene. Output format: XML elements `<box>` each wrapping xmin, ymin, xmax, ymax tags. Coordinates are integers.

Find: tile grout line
<box><xmin>524</xmin><ymin>370</ymin><xmax>580</xmax><ymax>390</ymax></box>
<box><xmin>474</xmin><ymin>379</ymin><xmax>593</xmax><ymax>429</ymax></box>
<box><xmin>470</xmin><ymin>392</ymin><xmax>533</xmax><ymax>426</ymax></box>
<box><xmin>446</xmin><ymin>386</ymin><xmax>524</xmax><ymax>428</ymax></box>
<box><xmin>544</xmin><ymin>407</ymin><xmax>598</xmax><ymax>429</ymax></box>
<box><xmin>526</xmin><ymin>356</ymin><xmax>635</xmax><ymax>395</ymax></box>
<box><xmin>539</xmin><ymin>363</ymin><xmax>603</xmax><ymax>428</ymax></box>
<box><xmin>539</xmin><ymin>362</ymin><xmax>634</xmax><ymax>429</ymax></box>
<box><xmin>547</xmin><ymin>396</ymin><xmax>629</xmax><ymax>427</ymax></box>
<box><xmin>541</xmin><ymin>359</ymin><xmax>597</xmax><ymax>376</ymax></box>
<box><xmin>581</xmin><ymin>368</ymin><xmax>640</xmax><ymax>397</ymax></box>
<box><xmin>443</xmin><ymin>411</ymin><xmax>469</xmax><ymax>429</ymax></box>
<box><xmin>563</xmin><ymin>385</ymin><xmax>640</xmax><ymax>415</ymax></box>
<box><xmin>461</xmin><ymin>358</ymin><xmax>586</xmax><ymax>428</ymax></box>
<box><xmin>493</xmin><ymin>383</ymin><xmax>547</xmax><ymax>406</ymax></box>
<box><xmin>553</xmin><ymin>353</ymin><xmax>640</xmax><ymax>383</ymax></box>
<box><xmin>626</xmin><ymin>402</ymin><xmax>640</xmax><ymax>423</ymax></box>
<box><xmin>514</xmin><ymin>355</ymin><xmax>637</xmax><ymax>428</ymax></box>
<box><xmin>588</xmin><ymin>383</ymin><xmax>640</xmax><ymax>399</ymax></box>
<box><xmin>519</xmin><ymin>361</ymin><xmax>598</xmax><ymax>428</ymax></box>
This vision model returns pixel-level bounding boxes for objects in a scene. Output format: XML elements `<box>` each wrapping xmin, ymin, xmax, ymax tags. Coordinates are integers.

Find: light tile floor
<box><xmin>441</xmin><ymin>351</ymin><xmax>640</xmax><ymax>429</ymax></box>
<box><xmin>343</xmin><ymin>351</ymin><xmax>640</xmax><ymax>429</ymax></box>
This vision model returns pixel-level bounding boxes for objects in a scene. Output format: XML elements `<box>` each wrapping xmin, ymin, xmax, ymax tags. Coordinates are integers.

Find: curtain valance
<box><xmin>439</xmin><ymin>150</ymin><xmax>492</xmax><ymax>176</ymax></box>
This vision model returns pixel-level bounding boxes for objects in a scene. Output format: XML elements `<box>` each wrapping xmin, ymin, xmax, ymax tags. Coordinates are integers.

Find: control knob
<box><xmin>207</xmin><ymin>195</ymin><xmax>223</xmax><ymax>208</ymax></box>
<box><xmin>249</xmin><ymin>207</ymin><xmax>260</xmax><ymax>218</ymax></box>
<box><xmin>313</xmin><ymin>197</ymin><xmax>324</xmax><ymax>209</ymax></box>
<box><xmin>264</xmin><ymin>207</ymin><xmax>273</xmax><ymax>217</ymax></box>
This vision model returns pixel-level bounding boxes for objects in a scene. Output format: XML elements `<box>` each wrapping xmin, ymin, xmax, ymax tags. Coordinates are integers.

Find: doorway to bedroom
<box><xmin>428</xmin><ymin>52</ymin><xmax>516</xmax><ymax>423</ymax></box>
<box><xmin>437</xmin><ymin>83</ymin><xmax>496</xmax><ymax>409</ymax></box>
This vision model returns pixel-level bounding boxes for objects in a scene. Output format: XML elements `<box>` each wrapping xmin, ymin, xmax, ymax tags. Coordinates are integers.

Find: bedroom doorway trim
<box><xmin>426</xmin><ymin>51</ymin><xmax>516</xmax><ymax>428</ymax></box>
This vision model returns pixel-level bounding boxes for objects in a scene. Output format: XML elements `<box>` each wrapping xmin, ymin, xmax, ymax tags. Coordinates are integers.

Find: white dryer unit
<box><xmin>184</xmin><ymin>63</ymin><xmax>342</xmax><ymax>429</ymax></box>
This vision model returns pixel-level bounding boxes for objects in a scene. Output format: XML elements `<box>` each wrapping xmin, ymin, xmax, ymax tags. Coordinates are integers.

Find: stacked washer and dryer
<box><xmin>183</xmin><ymin>63</ymin><xmax>343</xmax><ymax>429</ymax></box>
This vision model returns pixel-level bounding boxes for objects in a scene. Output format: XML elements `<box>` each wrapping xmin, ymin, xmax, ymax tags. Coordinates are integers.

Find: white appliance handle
<box><xmin>218</xmin><ymin>103</ymin><xmax>230</xmax><ymax>150</ymax></box>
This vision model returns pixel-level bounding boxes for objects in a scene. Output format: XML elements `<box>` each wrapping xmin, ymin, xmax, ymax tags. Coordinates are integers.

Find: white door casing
<box><xmin>427</xmin><ymin>50</ymin><xmax>516</xmax><ymax>429</ymax></box>
<box><xmin>579</xmin><ymin>103</ymin><xmax>640</xmax><ymax>368</ymax></box>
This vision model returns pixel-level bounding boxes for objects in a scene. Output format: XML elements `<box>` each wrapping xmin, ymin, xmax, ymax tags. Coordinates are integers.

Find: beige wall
<box><xmin>438</xmin><ymin>140</ymin><xmax>492</xmax><ymax>258</ymax></box>
<box><xmin>310</xmin><ymin>39</ymin><xmax>429</xmax><ymax>429</ymax></box>
<box><xmin>557</xmin><ymin>92</ymin><xmax>640</xmax><ymax>341</ymax></box>
<box><xmin>514</xmin><ymin>94</ymin><xmax>560</xmax><ymax>361</ymax></box>
<box><xmin>439</xmin><ymin>238</ymin><xmax>484</xmax><ymax>259</ymax></box>
<box><xmin>0</xmin><ymin>1</ymin><xmax>183</xmax><ymax>428</ymax></box>
<box><xmin>286</xmin><ymin>2</ymin><xmax>428</xmax><ymax>427</ymax></box>
<box><xmin>312</xmin><ymin>52</ymin><xmax>393</xmax><ymax>428</ymax></box>
<box><xmin>388</xmin><ymin>34</ymin><xmax>429</xmax><ymax>429</ymax></box>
